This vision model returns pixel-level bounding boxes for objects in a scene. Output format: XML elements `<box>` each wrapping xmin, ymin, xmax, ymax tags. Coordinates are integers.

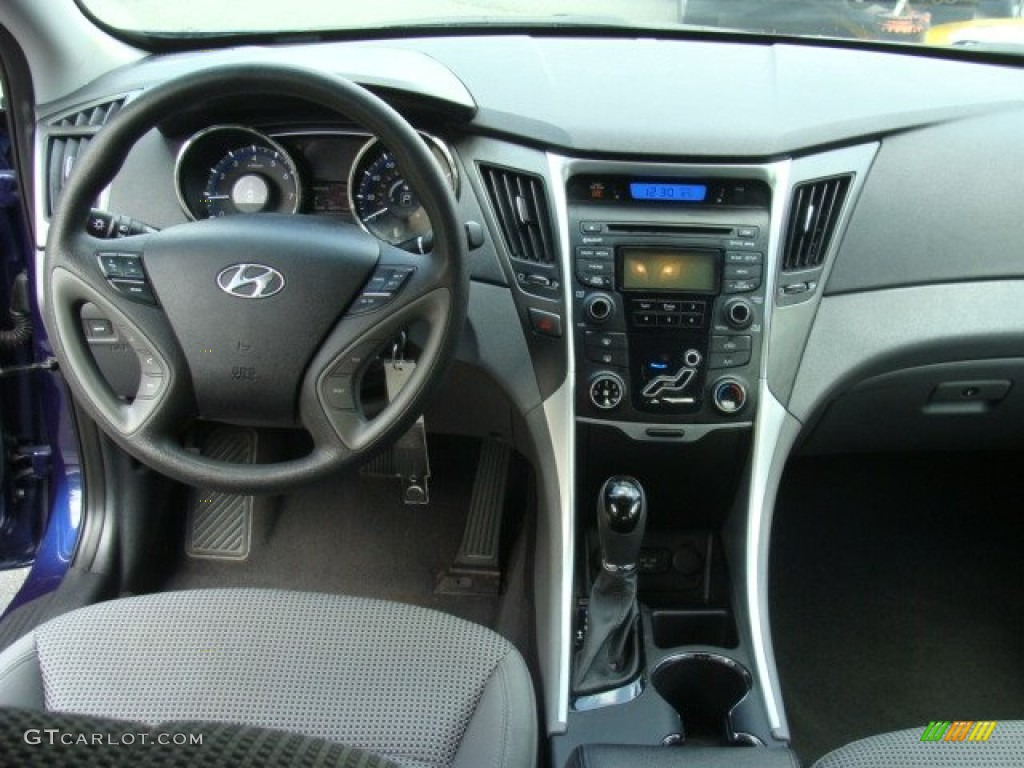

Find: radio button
<box><xmin>725</xmin><ymin>239</ymin><xmax>758</xmax><ymax>250</ymax></box>
<box><xmin>680</xmin><ymin>313</ymin><xmax>703</xmax><ymax>328</ymax></box>
<box><xmin>576</xmin><ymin>259</ymin><xmax>612</xmax><ymax>276</ymax></box>
<box><xmin>586</xmin><ymin>347</ymin><xmax>628</xmax><ymax>367</ymax></box>
<box><xmin>724</xmin><ymin>278</ymin><xmax>760</xmax><ymax>293</ymax></box>
<box><xmin>658</xmin><ymin>314</ymin><xmax>681</xmax><ymax>327</ymax></box>
<box><xmin>659</xmin><ymin>301</ymin><xmax>681</xmax><ymax>313</ymax></box>
<box><xmin>680</xmin><ymin>300</ymin><xmax>705</xmax><ymax>313</ymax></box>
<box><xmin>576</xmin><ymin>246</ymin><xmax>597</xmax><ymax>259</ymax></box>
<box><xmin>634</xmin><ymin>300</ymin><xmax>657</xmax><ymax>312</ymax></box>
<box><xmin>724</xmin><ymin>264</ymin><xmax>763</xmax><ymax>280</ymax></box>
<box><xmin>585</xmin><ymin>331</ymin><xmax>627</xmax><ymax>350</ymax></box>
<box><xmin>592</xmin><ymin>246</ymin><xmax>613</xmax><ymax>260</ymax></box>
<box><xmin>581</xmin><ymin>222</ymin><xmax>604</xmax><ymax>234</ymax></box>
<box><xmin>709</xmin><ymin>350</ymin><xmax>752</xmax><ymax>369</ymax></box>
<box><xmin>737</xmin><ymin>226</ymin><xmax>759</xmax><ymax>239</ymax></box>
<box><xmin>581</xmin><ymin>274</ymin><xmax>612</xmax><ymax>288</ymax></box>
<box><xmin>634</xmin><ymin>312</ymin><xmax>657</xmax><ymax>326</ymax></box>
<box><xmin>711</xmin><ymin>335</ymin><xmax>752</xmax><ymax>353</ymax></box>
<box><xmin>725</xmin><ymin>251</ymin><xmax>763</xmax><ymax>265</ymax></box>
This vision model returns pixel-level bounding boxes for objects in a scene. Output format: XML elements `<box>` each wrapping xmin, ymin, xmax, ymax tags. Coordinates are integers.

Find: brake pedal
<box><xmin>185</xmin><ymin>426</ymin><xmax>256</xmax><ymax>561</ymax></box>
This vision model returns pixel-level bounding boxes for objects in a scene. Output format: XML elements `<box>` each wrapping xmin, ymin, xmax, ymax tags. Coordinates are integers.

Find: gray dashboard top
<box><xmin>45</xmin><ymin>35</ymin><xmax>1024</xmax><ymax>158</ymax></box>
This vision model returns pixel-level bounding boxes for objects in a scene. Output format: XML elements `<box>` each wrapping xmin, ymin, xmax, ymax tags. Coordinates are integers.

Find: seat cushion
<box><xmin>0</xmin><ymin>589</ymin><xmax>537</xmax><ymax>768</ymax></box>
<box><xmin>0</xmin><ymin>706</ymin><xmax>401</xmax><ymax>767</ymax></box>
<box><xmin>813</xmin><ymin>721</ymin><xmax>1024</xmax><ymax>768</ymax></box>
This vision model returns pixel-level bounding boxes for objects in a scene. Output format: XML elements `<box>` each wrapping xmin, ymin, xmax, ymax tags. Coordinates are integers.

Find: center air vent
<box><xmin>782</xmin><ymin>174</ymin><xmax>852</xmax><ymax>271</ymax></box>
<box><xmin>480</xmin><ymin>164</ymin><xmax>556</xmax><ymax>265</ymax></box>
<box><xmin>46</xmin><ymin>95</ymin><xmax>130</xmax><ymax>216</ymax></box>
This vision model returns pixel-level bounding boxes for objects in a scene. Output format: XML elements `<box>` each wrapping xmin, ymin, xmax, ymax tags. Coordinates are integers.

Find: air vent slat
<box><xmin>782</xmin><ymin>174</ymin><xmax>852</xmax><ymax>272</ymax></box>
<box><xmin>480</xmin><ymin>164</ymin><xmax>555</xmax><ymax>266</ymax></box>
<box><xmin>46</xmin><ymin>96</ymin><xmax>128</xmax><ymax>215</ymax></box>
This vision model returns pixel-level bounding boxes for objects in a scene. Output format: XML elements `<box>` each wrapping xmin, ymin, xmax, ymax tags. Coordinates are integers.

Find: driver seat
<box><xmin>0</xmin><ymin>588</ymin><xmax>537</xmax><ymax>768</ymax></box>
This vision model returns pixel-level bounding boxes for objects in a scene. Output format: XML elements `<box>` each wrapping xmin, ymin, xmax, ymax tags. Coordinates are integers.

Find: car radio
<box><xmin>568</xmin><ymin>175</ymin><xmax>770</xmax><ymax>425</ymax></box>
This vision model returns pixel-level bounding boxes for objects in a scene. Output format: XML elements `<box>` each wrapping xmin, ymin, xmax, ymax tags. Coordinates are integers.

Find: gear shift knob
<box><xmin>597</xmin><ymin>476</ymin><xmax>647</xmax><ymax>571</ymax></box>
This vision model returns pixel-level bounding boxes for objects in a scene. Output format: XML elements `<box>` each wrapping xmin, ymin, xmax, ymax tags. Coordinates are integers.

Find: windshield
<box><xmin>81</xmin><ymin>0</ymin><xmax>1024</xmax><ymax>50</ymax></box>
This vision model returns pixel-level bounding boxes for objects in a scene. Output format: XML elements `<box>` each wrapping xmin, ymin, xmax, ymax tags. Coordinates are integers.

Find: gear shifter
<box><xmin>574</xmin><ymin>476</ymin><xmax>647</xmax><ymax>695</ymax></box>
<box><xmin>598</xmin><ymin>476</ymin><xmax>647</xmax><ymax>571</ymax></box>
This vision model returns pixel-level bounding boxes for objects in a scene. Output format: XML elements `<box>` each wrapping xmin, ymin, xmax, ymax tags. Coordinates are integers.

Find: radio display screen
<box><xmin>621</xmin><ymin>247</ymin><xmax>718</xmax><ymax>292</ymax></box>
<box><xmin>629</xmin><ymin>182</ymin><xmax>708</xmax><ymax>202</ymax></box>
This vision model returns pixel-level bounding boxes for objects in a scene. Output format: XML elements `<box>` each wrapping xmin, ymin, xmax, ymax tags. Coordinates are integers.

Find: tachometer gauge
<box><xmin>176</xmin><ymin>126</ymin><xmax>302</xmax><ymax>220</ymax></box>
<box><xmin>348</xmin><ymin>134</ymin><xmax>458</xmax><ymax>249</ymax></box>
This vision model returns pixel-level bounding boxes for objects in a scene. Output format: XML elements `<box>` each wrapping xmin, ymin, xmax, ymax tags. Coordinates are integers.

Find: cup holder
<box><xmin>651</xmin><ymin>653</ymin><xmax>753</xmax><ymax>745</ymax></box>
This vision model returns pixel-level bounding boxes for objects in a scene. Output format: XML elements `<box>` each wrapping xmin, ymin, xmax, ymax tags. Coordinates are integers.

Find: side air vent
<box><xmin>480</xmin><ymin>165</ymin><xmax>556</xmax><ymax>266</ymax></box>
<box><xmin>782</xmin><ymin>174</ymin><xmax>852</xmax><ymax>271</ymax></box>
<box><xmin>46</xmin><ymin>96</ymin><xmax>129</xmax><ymax>215</ymax></box>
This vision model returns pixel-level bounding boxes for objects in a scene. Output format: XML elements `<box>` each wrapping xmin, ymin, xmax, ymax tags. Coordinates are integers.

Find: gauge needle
<box><xmin>363</xmin><ymin>208</ymin><xmax>389</xmax><ymax>221</ymax></box>
<box><xmin>204</xmin><ymin>194</ymin><xmax>231</xmax><ymax>199</ymax></box>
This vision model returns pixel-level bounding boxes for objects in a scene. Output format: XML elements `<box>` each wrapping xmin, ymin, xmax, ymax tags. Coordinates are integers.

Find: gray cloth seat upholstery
<box><xmin>813</xmin><ymin>721</ymin><xmax>1024</xmax><ymax>768</ymax></box>
<box><xmin>0</xmin><ymin>588</ymin><xmax>537</xmax><ymax>768</ymax></box>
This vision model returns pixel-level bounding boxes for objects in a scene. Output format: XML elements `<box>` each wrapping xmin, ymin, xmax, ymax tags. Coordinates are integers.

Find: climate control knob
<box><xmin>723</xmin><ymin>298</ymin><xmax>754</xmax><ymax>330</ymax></box>
<box><xmin>584</xmin><ymin>293</ymin><xmax>616</xmax><ymax>324</ymax></box>
<box><xmin>590</xmin><ymin>372</ymin><xmax>626</xmax><ymax>410</ymax></box>
<box><xmin>711</xmin><ymin>377</ymin><xmax>748</xmax><ymax>415</ymax></box>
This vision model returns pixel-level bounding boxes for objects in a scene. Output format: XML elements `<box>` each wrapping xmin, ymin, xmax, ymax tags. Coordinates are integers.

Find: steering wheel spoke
<box><xmin>50</xmin><ymin>232</ymin><xmax>195</xmax><ymax>437</ymax></box>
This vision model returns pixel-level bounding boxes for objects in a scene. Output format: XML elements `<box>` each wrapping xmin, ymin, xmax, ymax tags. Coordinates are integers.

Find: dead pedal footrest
<box><xmin>437</xmin><ymin>438</ymin><xmax>512</xmax><ymax>596</ymax></box>
<box><xmin>185</xmin><ymin>427</ymin><xmax>256</xmax><ymax>561</ymax></box>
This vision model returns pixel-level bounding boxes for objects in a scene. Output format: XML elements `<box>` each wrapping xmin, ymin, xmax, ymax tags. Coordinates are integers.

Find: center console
<box><xmin>555</xmin><ymin>167</ymin><xmax>792</xmax><ymax>767</ymax></box>
<box><xmin>568</xmin><ymin>174</ymin><xmax>770</xmax><ymax>425</ymax></box>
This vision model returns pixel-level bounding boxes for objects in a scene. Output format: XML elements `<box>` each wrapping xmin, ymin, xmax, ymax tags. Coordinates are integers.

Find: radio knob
<box><xmin>712</xmin><ymin>377</ymin><xmax>748</xmax><ymax>415</ymax></box>
<box><xmin>590</xmin><ymin>372</ymin><xmax>626</xmax><ymax>410</ymax></box>
<box><xmin>584</xmin><ymin>293</ymin><xmax>616</xmax><ymax>324</ymax></box>
<box><xmin>723</xmin><ymin>298</ymin><xmax>754</xmax><ymax>330</ymax></box>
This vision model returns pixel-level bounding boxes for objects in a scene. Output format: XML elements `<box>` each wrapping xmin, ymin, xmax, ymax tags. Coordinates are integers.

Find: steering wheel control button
<box><xmin>712</xmin><ymin>377</ymin><xmax>748</xmax><ymax>415</ymax></box>
<box><xmin>136</xmin><ymin>374</ymin><xmax>164</xmax><ymax>400</ymax></box>
<box><xmin>98</xmin><ymin>252</ymin><xmax>145</xmax><ymax>279</ymax></box>
<box><xmin>331</xmin><ymin>341</ymin><xmax>382</xmax><ymax>376</ymax></box>
<box><xmin>84</xmin><ymin>318</ymin><xmax>114</xmax><ymax>338</ymax></box>
<box><xmin>349</xmin><ymin>266</ymin><xmax>415</xmax><ymax>315</ymax></box>
<box><xmin>590</xmin><ymin>372</ymin><xmax>626</xmax><ymax>410</ymax></box>
<box><xmin>109</xmin><ymin>278</ymin><xmax>156</xmax><ymax>304</ymax></box>
<box><xmin>136</xmin><ymin>349</ymin><xmax>165</xmax><ymax>377</ymax></box>
<box><xmin>528</xmin><ymin>308</ymin><xmax>563</xmax><ymax>338</ymax></box>
<box><xmin>322</xmin><ymin>376</ymin><xmax>356</xmax><ymax>411</ymax></box>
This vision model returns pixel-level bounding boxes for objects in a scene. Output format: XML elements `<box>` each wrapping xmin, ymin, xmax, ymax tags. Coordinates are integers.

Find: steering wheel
<box><xmin>43</xmin><ymin>65</ymin><xmax>468</xmax><ymax>493</ymax></box>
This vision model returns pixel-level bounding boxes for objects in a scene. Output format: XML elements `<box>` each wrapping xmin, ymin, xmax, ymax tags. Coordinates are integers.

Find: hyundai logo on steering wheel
<box><xmin>216</xmin><ymin>264</ymin><xmax>285</xmax><ymax>299</ymax></box>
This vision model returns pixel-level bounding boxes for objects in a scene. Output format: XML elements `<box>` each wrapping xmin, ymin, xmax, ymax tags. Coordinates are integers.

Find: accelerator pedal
<box><xmin>185</xmin><ymin>426</ymin><xmax>257</xmax><ymax>561</ymax></box>
<box><xmin>437</xmin><ymin>438</ymin><xmax>513</xmax><ymax>596</ymax></box>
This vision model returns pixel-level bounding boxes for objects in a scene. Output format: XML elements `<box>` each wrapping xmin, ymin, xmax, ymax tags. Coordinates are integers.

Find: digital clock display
<box><xmin>629</xmin><ymin>182</ymin><xmax>708</xmax><ymax>202</ymax></box>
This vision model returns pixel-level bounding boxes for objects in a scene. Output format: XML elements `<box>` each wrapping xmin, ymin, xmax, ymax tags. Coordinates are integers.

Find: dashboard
<box><xmin>13</xmin><ymin>12</ymin><xmax>1024</xmax><ymax>760</ymax></box>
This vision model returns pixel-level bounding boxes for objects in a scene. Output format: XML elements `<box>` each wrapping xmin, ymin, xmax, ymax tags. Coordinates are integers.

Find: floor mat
<box><xmin>770</xmin><ymin>452</ymin><xmax>1024</xmax><ymax>765</ymax></box>
<box><xmin>163</xmin><ymin>436</ymin><xmax>501</xmax><ymax>629</ymax></box>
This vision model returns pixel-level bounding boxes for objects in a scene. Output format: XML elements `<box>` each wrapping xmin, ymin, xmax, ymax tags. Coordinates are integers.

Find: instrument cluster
<box><xmin>174</xmin><ymin>125</ymin><xmax>458</xmax><ymax>250</ymax></box>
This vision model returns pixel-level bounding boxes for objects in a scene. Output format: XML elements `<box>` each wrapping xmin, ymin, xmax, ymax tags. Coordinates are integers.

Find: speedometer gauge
<box><xmin>348</xmin><ymin>134</ymin><xmax>458</xmax><ymax>249</ymax></box>
<box><xmin>176</xmin><ymin>126</ymin><xmax>302</xmax><ymax>220</ymax></box>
